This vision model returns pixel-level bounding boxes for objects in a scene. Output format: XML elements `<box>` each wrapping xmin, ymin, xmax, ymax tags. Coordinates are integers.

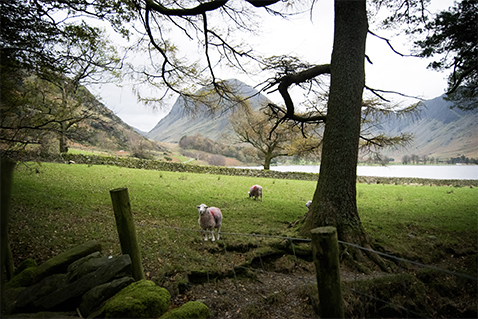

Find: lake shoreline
<box><xmin>233</xmin><ymin>164</ymin><xmax>478</xmax><ymax>181</ymax></box>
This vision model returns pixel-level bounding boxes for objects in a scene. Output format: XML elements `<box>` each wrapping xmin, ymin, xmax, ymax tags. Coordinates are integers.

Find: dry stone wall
<box><xmin>4</xmin><ymin>241</ymin><xmax>209</xmax><ymax>319</ymax></box>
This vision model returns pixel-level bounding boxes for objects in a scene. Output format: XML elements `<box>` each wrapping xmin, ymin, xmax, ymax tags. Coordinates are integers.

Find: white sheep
<box><xmin>196</xmin><ymin>204</ymin><xmax>223</xmax><ymax>241</ymax></box>
<box><xmin>248</xmin><ymin>185</ymin><xmax>263</xmax><ymax>201</ymax></box>
<box><xmin>305</xmin><ymin>200</ymin><xmax>313</xmax><ymax>217</ymax></box>
<box><xmin>306</xmin><ymin>200</ymin><xmax>312</xmax><ymax>211</ymax></box>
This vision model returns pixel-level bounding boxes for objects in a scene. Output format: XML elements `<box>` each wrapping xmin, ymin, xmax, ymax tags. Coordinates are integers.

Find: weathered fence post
<box><xmin>1</xmin><ymin>158</ymin><xmax>16</xmax><ymax>284</ymax></box>
<box><xmin>109</xmin><ymin>187</ymin><xmax>145</xmax><ymax>281</ymax></box>
<box><xmin>311</xmin><ymin>226</ymin><xmax>344</xmax><ymax>319</ymax></box>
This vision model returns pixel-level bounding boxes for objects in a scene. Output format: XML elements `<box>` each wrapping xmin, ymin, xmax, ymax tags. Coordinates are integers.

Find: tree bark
<box><xmin>301</xmin><ymin>0</ymin><xmax>368</xmax><ymax>242</ymax></box>
<box><xmin>263</xmin><ymin>152</ymin><xmax>273</xmax><ymax>170</ymax></box>
<box><xmin>59</xmin><ymin>126</ymin><xmax>68</xmax><ymax>154</ymax></box>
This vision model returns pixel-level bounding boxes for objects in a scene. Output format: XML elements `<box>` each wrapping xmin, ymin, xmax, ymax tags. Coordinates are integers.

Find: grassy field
<box><xmin>10</xmin><ymin>161</ymin><xmax>477</xmax><ymax>265</ymax></box>
<box><xmin>8</xmin><ymin>162</ymin><xmax>478</xmax><ymax>317</ymax></box>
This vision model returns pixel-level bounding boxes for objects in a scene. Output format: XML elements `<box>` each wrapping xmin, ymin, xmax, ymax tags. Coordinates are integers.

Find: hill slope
<box><xmin>147</xmin><ymin>79</ymin><xmax>271</xmax><ymax>143</ymax></box>
<box><xmin>82</xmin><ymin>99</ymin><xmax>162</xmax><ymax>153</ymax></box>
<box><xmin>379</xmin><ymin>95</ymin><xmax>477</xmax><ymax>160</ymax></box>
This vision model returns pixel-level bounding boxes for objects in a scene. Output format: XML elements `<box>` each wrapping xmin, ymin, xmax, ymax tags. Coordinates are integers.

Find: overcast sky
<box><xmin>89</xmin><ymin>0</ymin><xmax>455</xmax><ymax>132</ymax></box>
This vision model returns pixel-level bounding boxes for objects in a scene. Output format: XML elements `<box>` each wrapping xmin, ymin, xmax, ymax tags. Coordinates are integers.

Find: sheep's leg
<box><xmin>204</xmin><ymin>231</ymin><xmax>209</xmax><ymax>241</ymax></box>
<box><xmin>216</xmin><ymin>226</ymin><xmax>221</xmax><ymax>240</ymax></box>
<box><xmin>210</xmin><ymin>230</ymin><xmax>216</xmax><ymax>242</ymax></box>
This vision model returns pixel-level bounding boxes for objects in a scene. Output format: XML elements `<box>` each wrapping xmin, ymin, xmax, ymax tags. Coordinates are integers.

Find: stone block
<box><xmin>33</xmin><ymin>241</ymin><xmax>102</xmax><ymax>284</ymax></box>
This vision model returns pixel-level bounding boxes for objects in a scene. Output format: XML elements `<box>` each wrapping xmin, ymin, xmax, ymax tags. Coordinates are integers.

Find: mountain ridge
<box><xmin>146</xmin><ymin>79</ymin><xmax>271</xmax><ymax>142</ymax></box>
<box><xmin>379</xmin><ymin>95</ymin><xmax>477</xmax><ymax>160</ymax></box>
<box><xmin>146</xmin><ymin>79</ymin><xmax>477</xmax><ymax>160</ymax></box>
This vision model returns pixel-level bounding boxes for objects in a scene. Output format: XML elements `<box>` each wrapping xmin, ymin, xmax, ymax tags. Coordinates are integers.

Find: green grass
<box><xmin>358</xmin><ymin>184</ymin><xmax>477</xmax><ymax>260</ymax></box>
<box><xmin>9</xmin><ymin>162</ymin><xmax>478</xmax><ymax>279</ymax></box>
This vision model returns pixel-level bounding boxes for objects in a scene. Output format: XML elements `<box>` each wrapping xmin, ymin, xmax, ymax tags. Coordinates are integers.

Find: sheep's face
<box><xmin>196</xmin><ymin>204</ymin><xmax>209</xmax><ymax>215</ymax></box>
<box><xmin>306</xmin><ymin>201</ymin><xmax>312</xmax><ymax>208</ymax></box>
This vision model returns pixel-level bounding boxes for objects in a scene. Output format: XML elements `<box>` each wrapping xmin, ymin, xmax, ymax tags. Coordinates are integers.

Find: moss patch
<box><xmin>6</xmin><ymin>266</ymin><xmax>37</xmax><ymax>289</ymax></box>
<box><xmin>160</xmin><ymin>301</ymin><xmax>210</xmax><ymax>319</ymax></box>
<box><xmin>103</xmin><ymin>280</ymin><xmax>170</xmax><ymax>318</ymax></box>
<box><xmin>14</xmin><ymin>259</ymin><xmax>38</xmax><ymax>276</ymax></box>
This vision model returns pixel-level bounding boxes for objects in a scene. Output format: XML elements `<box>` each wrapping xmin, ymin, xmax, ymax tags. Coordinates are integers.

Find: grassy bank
<box><xmin>8</xmin><ymin>162</ymin><xmax>477</xmax><ymax>317</ymax></box>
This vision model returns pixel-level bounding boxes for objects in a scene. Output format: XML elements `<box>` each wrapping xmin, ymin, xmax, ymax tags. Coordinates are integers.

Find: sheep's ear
<box><xmin>196</xmin><ymin>205</ymin><xmax>200</xmax><ymax>209</ymax></box>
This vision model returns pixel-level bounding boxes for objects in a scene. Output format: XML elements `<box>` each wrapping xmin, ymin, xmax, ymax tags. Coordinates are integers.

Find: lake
<box><xmin>234</xmin><ymin>165</ymin><xmax>478</xmax><ymax>180</ymax></box>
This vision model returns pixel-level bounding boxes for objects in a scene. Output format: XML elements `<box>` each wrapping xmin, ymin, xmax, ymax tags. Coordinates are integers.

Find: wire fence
<box><xmin>10</xmin><ymin>185</ymin><xmax>478</xmax><ymax>318</ymax></box>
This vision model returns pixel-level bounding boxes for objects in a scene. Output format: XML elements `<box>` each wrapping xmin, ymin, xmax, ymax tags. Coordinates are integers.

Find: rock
<box><xmin>79</xmin><ymin>276</ymin><xmax>135</xmax><ymax>317</ymax></box>
<box><xmin>160</xmin><ymin>301</ymin><xmax>210</xmax><ymax>319</ymax></box>
<box><xmin>33</xmin><ymin>254</ymin><xmax>132</xmax><ymax>311</ymax></box>
<box><xmin>15</xmin><ymin>274</ymin><xmax>68</xmax><ymax>311</ymax></box>
<box><xmin>103</xmin><ymin>280</ymin><xmax>171</xmax><ymax>318</ymax></box>
<box><xmin>6</xmin><ymin>266</ymin><xmax>37</xmax><ymax>289</ymax></box>
<box><xmin>33</xmin><ymin>241</ymin><xmax>102</xmax><ymax>284</ymax></box>
<box><xmin>66</xmin><ymin>251</ymin><xmax>102</xmax><ymax>279</ymax></box>
<box><xmin>3</xmin><ymin>287</ymin><xmax>26</xmax><ymax>315</ymax></box>
<box><xmin>66</xmin><ymin>253</ymin><xmax>110</xmax><ymax>283</ymax></box>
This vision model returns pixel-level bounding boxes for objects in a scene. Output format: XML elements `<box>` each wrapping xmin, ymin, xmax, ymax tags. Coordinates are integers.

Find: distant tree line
<box><xmin>448</xmin><ymin>155</ymin><xmax>478</xmax><ymax>165</ymax></box>
<box><xmin>401</xmin><ymin>154</ymin><xmax>477</xmax><ymax>165</ymax></box>
<box><xmin>178</xmin><ymin>133</ymin><xmax>259</xmax><ymax>165</ymax></box>
<box><xmin>359</xmin><ymin>154</ymin><xmax>395</xmax><ymax>165</ymax></box>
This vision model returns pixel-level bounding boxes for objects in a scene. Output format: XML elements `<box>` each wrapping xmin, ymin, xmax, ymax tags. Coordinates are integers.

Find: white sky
<box><xmin>89</xmin><ymin>0</ymin><xmax>454</xmax><ymax>132</ymax></box>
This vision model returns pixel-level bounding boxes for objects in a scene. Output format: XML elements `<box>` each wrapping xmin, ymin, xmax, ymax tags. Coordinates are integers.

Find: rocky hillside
<box><xmin>379</xmin><ymin>95</ymin><xmax>477</xmax><ymax>160</ymax></box>
<box><xmin>82</xmin><ymin>101</ymin><xmax>161</xmax><ymax>153</ymax></box>
<box><xmin>146</xmin><ymin>79</ymin><xmax>271</xmax><ymax>143</ymax></box>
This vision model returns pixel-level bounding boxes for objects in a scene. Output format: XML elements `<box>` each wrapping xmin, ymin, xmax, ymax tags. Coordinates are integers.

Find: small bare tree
<box><xmin>230</xmin><ymin>106</ymin><xmax>321</xmax><ymax>170</ymax></box>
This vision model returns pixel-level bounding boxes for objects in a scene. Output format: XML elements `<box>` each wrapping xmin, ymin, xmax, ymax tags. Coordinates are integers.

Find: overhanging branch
<box><xmin>368</xmin><ymin>30</ymin><xmax>414</xmax><ymax>57</ymax></box>
<box><xmin>273</xmin><ymin>63</ymin><xmax>331</xmax><ymax>120</ymax></box>
<box><xmin>365</xmin><ymin>86</ymin><xmax>425</xmax><ymax>102</ymax></box>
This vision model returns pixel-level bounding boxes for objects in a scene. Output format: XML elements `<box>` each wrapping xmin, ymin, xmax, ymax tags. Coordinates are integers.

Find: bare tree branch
<box><xmin>368</xmin><ymin>30</ymin><xmax>413</xmax><ymax>57</ymax></box>
<box><xmin>365</xmin><ymin>85</ymin><xmax>425</xmax><ymax>101</ymax></box>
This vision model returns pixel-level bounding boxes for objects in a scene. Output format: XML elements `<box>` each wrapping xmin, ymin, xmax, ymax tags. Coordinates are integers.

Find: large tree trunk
<box><xmin>300</xmin><ymin>0</ymin><xmax>387</xmax><ymax>271</ymax></box>
<box><xmin>301</xmin><ymin>0</ymin><xmax>367</xmax><ymax>239</ymax></box>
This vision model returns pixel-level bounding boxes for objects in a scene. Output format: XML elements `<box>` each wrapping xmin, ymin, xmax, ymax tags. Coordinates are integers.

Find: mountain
<box><xmin>147</xmin><ymin>79</ymin><xmax>271</xmax><ymax>143</ymax></box>
<box><xmin>379</xmin><ymin>94</ymin><xmax>477</xmax><ymax>160</ymax></box>
<box><xmin>147</xmin><ymin>79</ymin><xmax>477</xmax><ymax>160</ymax></box>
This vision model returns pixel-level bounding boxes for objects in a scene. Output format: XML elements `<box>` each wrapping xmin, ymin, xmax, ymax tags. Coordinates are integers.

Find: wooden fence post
<box><xmin>1</xmin><ymin>158</ymin><xmax>16</xmax><ymax>284</ymax></box>
<box><xmin>311</xmin><ymin>226</ymin><xmax>344</xmax><ymax>319</ymax></box>
<box><xmin>109</xmin><ymin>187</ymin><xmax>145</xmax><ymax>281</ymax></box>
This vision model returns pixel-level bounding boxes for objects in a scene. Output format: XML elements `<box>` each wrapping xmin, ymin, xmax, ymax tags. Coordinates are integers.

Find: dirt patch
<box><xmin>171</xmin><ymin>271</ymin><xmax>318</xmax><ymax>319</ymax></box>
<box><xmin>166</xmin><ymin>263</ymin><xmax>477</xmax><ymax>319</ymax></box>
